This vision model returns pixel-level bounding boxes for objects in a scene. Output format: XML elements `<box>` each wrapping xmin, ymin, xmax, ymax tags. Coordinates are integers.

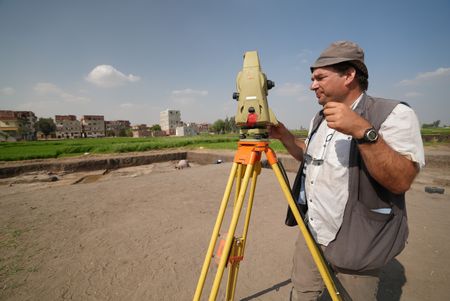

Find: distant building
<box><xmin>132</xmin><ymin>124</ymin><xmax>150</xmax><ymax>138</ymax></box>
<box><xmin>176</xmin><ymin>122</ymin><xmax>199</xmax><ymax>136</ymax></box>
<box><xmin>105</xmin><ymin>120</ymin><xmax>131</xmax><ymax>137</ymax></box>
<box><xmin>80</xmin><ymin>115</ymin><xmax>105</xmax><ymax>138</ymax></box>
<box><xmin>55</xmin><ymin>115</ymin><xmax>82</xmax><ymax>139</ymax></box>
<box><xmin>15</xmin><ymin>111</ymin><xmax>37</xmax><ymax>140</ymax></box>
<box><xmin>176</xmin><ymin>125</ymin><xmax>197</xmax><ymax>137</ymax></box>
<box><xmin>0</xmin><ymin>110</ymin><xmax>18</xmax><ymax>141</ymax></box>
<box><xmin>151</xmin><ymin>130</ymin><xmax>166</xmax><ymax>137</ymax></box>
<box><xmin>197</xmin><ymin>123</ymin><xmax>211</xmax><ymax>133</ymax></box>
<box><xmin>160</xmin><ymin>109</ymin><xmax>182</xmax><ymax>135</ymax></box>
<box><xmin>0</xmin><ymin>110</ymin><xmax>37</xmax><ymax>141</ymax></box>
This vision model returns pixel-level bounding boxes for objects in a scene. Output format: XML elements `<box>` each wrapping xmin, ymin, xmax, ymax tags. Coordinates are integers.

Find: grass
<box><xmin>0</xmin><ymin>135</ymin><xmax>242</xmax><ymax>161</ymax></box>
<box><xmin>1</xmin><ymin>128</ymin><xmax>448</xmax><ymax>162</ymax></box>
<box><xmin>421</xmin><ymin>128</ymin><xmax>450</xmax><ymax>145</ymax></box>
<box><xmin>421</xmin><ymin>127</ymin><xmax>450</xmax><ymax>135</ymax></box>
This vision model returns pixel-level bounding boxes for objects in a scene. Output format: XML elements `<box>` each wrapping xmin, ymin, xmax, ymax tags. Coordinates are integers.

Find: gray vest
<box><xmin>288</xmin><ymin>94</ymin><xmax>409</xmax><ymax>272</ymax></box>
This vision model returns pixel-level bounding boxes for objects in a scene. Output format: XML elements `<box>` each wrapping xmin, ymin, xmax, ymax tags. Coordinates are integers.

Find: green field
<box><xmin>1</xmin><ymin>128</ymin><xmax>448</xmax><ymax>162</ymax></box>
<box><xmin>0</xmin><ymin>135</ymin><xmax>291</xmax><ymax>162</ymax></box>
<box><xmin>420</xmin><ymin>128</ymin><xmax>450</xmax><ymax>145</ymax></box>
<box><xmin>420</xmin><ymin>127</ymin><xmax>450</xmax><ymax>135</ymax></box>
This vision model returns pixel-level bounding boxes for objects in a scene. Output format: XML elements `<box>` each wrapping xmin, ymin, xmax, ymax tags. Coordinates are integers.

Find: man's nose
<box><xmin>310</xmin><ymin>80</ymin><xmax>318</xmax><ymax>90</ymax></box>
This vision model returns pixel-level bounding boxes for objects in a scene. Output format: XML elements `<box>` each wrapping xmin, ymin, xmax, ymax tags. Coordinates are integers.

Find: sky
<box><xmin>1</xmin><ymin>0</ymin><xmax>449</xmax><ymax>129</ymax></box>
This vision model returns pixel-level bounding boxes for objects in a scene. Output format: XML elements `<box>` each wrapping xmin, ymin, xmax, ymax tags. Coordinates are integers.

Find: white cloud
<box><xmin>34</xmin><ymin>82</ymin><xmax>90</xmax><ymax>103</ymax></box>
<box><xmin>397</xmin><ymin>67</ymin><xmax>450</xmax><ymax>86</ymax></box>
<box><xmin>34</xmin><ymin>82</ymin><xmax>62</xmax><ymax>94</ymax></box>
<box><xmin>120</xmin><ymin>103</ymin><xmax>134</xmax><ymax>108</ymax></box>
<box><xmin>85</xmin><ymin>65</ymin><xmax>141</xmax><ymax>88</ymax></box>
<box><xmin>296</xmin><ymin>49</ymin><xmax>312</xmax><ymax>64</ymax></box>
<box><xmin>171</xmin><ymin>88</ymin><xmax>208</xmax><ymax>105</ymax></box>
<box><xmin>275</xmin><ymin>82</ymin><xmax>306</xmax><ymax>97</ymax></box>
<box><xmin>273</xmin><ymin>82</ymin><xmax>310</xmax><ymax>102</ymax></box>
<box><xmin>171</xmin><ymin>88</ymin><xmax>208</xmax><ymax>96</ymax></box>
<box><xmin>1</xmin><ymin>86</ymin><xmax>15</xmax><ymax>95</ymax></box>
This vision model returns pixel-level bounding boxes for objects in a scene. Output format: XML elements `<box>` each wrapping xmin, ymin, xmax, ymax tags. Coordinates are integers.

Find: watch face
<box><xmin>366</xmin><ymin>129</ymin><xmax>378</xmax><ymax>141</ymax></box>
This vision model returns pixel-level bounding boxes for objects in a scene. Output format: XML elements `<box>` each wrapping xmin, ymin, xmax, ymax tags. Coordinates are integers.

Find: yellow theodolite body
<box><xmin>234</xmin><ymin>51</ymin><xmax>278</xmax><ymax>133</ymax></box>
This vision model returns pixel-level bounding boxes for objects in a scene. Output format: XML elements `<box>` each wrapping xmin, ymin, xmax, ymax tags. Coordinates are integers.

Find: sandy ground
<box><xmin>0</xmin><ymin>148</ymin><xmax>449</xmax><ymax>301</ymax></box>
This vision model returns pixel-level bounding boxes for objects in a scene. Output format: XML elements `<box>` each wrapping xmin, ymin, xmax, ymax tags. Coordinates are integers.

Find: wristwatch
<box><xmin>356</xmin><ymin>127</ymin><xmax>379</xmax><ymax>144</ymax></box>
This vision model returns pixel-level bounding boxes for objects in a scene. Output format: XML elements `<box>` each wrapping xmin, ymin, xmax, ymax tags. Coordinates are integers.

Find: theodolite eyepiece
<box><xmin>233</xmin><ymin>51</ymin><xmax>278</xmax><ymax>139</ymax></box>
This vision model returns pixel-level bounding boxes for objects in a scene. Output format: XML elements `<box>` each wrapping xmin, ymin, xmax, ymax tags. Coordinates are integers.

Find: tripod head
<box><xmin>233</xmin><ymin>51</ymin><xmax>278</xmax><ymax>140</ymax></box>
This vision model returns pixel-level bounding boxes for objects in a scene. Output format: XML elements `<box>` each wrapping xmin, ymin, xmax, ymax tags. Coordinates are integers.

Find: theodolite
<box><xmin>233</xmin><ymin>51</ymin><xmax>278</xmax><ymax>139</ymax></box>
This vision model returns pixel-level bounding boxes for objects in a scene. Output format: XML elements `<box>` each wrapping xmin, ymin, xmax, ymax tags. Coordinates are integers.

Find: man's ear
<box><xmin>344</xmin><ymin>67</ymin><xmax>357</xmax><ymax>87</ymax></box>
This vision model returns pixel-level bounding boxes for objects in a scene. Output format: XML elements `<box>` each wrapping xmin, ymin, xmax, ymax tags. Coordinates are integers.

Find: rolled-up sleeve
<box><xmin>379</xmin><ymin>104</ymin><xmax>426</xmax><ymax>169</ymax></box>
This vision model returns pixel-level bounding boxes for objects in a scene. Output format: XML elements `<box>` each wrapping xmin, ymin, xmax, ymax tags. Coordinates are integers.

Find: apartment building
<box><xmin>131</xmin><ymin>124</ymin><xmax>150</xmax><ymax>138</ymax></box>
<box><xmin>0</xmin><ymin>110</ymin><xmax>37</xmax><ymax>141</ymax></box>
<box><xmin>15</xmin><ymin>111</ymin><xmax>37</xmax><ymax>140</ymax></box>
<box><xmin>176</xmin><ymin>122</ymin><xmax>198</xmax><ymax>136</ymax></box>
<box><xmin>55</xmin><ymin>115</ymin><xmax>82</xmax><ymax>139</ymax></box>
<box><xmin>160</xmin><ymin>109</ymin><xmax>182</xmax><ymax>135</ymax></box>
<box><xmin>80</xmin><ymin>115</ymin><xmax>105</xmax><ymax>138</ymax></box>
<box><xmin>105</xmin><ymin>120</ymin><xmax>131</xmax><ymax>137</ymax></box>
<box><xmin>197</xmin><ymin>123</ymin><xmax>210</xmax><ymax>133</ymax></box>
<box><xmin>176</xmin><ymin>126</ymin><xmax>197</xmax><ymax>137</ymax></box>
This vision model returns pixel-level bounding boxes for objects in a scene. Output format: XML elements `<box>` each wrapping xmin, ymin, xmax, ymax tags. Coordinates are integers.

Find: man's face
<box><xmin>310</xmin><ymin>66</ymin><xmax>347</xmax><ymax>106</ymax></box>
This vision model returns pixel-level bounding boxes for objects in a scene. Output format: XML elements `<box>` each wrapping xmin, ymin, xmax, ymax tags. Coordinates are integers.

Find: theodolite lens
<box><xmin>267</xmin><ymin>80</ymin><xmax>275</xmax><ymax>90</ymax></box>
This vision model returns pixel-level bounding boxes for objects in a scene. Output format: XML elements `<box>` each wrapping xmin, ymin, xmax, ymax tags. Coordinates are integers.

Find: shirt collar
<box><xmin>350</xmin><ymin>92</ymin><xmax>365</xmax><ymax>110</ymax></box>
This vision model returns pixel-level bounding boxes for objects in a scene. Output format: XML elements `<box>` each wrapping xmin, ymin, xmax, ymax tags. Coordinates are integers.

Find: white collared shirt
<box><xmin>300</xmin><ymin>94</ymin><xmax>425</xmax><ymax>245</ymax></box>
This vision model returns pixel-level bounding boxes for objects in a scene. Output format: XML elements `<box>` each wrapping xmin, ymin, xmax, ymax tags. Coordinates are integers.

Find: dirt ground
<box><xmin>0</xmin><ymin>146</ymin><xmax>449</xmax><ymax>301</ymax></box>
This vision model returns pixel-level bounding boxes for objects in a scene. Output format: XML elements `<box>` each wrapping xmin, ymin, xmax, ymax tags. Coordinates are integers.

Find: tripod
<box><xmin>193</xmin><ymin>140</ymin><xmax>342</xmax><ymax>301</ymax></box>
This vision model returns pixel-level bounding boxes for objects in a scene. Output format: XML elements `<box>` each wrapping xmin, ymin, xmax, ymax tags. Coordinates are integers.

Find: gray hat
<box><xmin>310</xmin><ymin>40</ymin><xmax>368</xmax><ymax>77</ymax></box>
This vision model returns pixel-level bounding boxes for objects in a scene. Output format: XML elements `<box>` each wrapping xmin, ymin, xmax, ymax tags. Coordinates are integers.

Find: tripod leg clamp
<box><xmin>215</xmin><ymin>235</ymin><xmax>245</xmax><ymax>266</ymax></box>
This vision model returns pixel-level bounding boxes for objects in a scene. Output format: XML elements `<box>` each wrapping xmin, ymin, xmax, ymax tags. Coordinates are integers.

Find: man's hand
<box><xmin>323</xmin><ymin>102</ymin><xmax>419</xmax><ymax>194</ymax></box>
<box><xmin>268</xmin><ymin>122</ymin><xmax>289</xmax><ymax>140</ymax></box>
<box><xmin>323</xmin><ymin>102</ymin><xmax>371</xmax><ymax>138</ymax></box>
<box><xmin>267</xmin><ymin>122</ymin><xmax>305</xmax><ymax>161</ymax></box>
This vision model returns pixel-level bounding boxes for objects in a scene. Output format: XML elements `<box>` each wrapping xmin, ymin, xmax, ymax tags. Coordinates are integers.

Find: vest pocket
<box><xmin>323</xmin><ymin>200</ymin><xmax>408</xmax><ymax>272</ymax></box>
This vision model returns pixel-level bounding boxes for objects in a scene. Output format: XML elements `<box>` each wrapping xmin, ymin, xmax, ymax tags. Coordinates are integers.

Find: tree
<box><xmin>211</xmin><ymin>116</ymin><xmax>238</xmax><ymax>134</ymax></box>
<box><xmin>227</xmin><ymin>116</ymin><xmax>238</xmax><ymax>133</ymax></box>
<box><xmin>224</xmin><ymin>117</ymin><xmax>232</xmax><ymax>133</ymax></box>
<box><xmin>149</xmin><ymin>124</ymin><xmax>161</xmax><ymax>131</ymax></box>
<box><xmin>36</xmin><ymin>118</ymin><xmax>56</xmax><ymax>138</ymax></box>
<box><xmin>118</xmin><ymin>129</ymin><xmax>128</xmax><ymax>137</ymax></box>
<box><xmin>106</xmin><ymin>130</ymin><xmax>116</xmax><ymax>137</ymax></box>
<box><xmin>211</xmin><ymin>119</ymin><xmax>225</xmax><ymax>134</ymax></box>
<box><xmin>422</xmin><ymin>120</ymin><xmax>441</xmax><ymax>128</ymax></box>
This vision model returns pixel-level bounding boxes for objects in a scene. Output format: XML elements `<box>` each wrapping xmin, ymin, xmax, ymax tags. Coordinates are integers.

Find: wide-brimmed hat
<box><xmin>310</xmin><ymin>41</ymin><xmax>368</xmax><ymax>77</ymax></box>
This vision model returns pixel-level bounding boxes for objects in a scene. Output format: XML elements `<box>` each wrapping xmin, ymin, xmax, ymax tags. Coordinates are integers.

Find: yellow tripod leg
<box><xmin>234</xmin><ymin>163</ymin><xmax>244</xmax><ymax>205</ymax></box>
<box><xmin>209</xmin><ymin>156</ymin><xmax>257</xmax><ymax>301</ymax></box>
<box><xmin>225</xmin><ymin>163</ymin><xmax>260</xmax><ymax>300</ymax></box>
<box><xmin>270</xmin><ymin>162</ymin><xmax>342</xmax><ymax>301</ymax></box>
<box><xmin>193</xmin><ymin>141</ymin><xmax>342</xmax><ymax>300</ymax></box>
<box><xmin>241</xmin><ymin>163</ymin><xmax>260</xmax><ymax>250</ymax></box>
<box><xmin>225</xmin><ymin>237</ymin><xmax>244</xmax><ymax>301</ymax></box>
<box><xmin>193</xmin><ymin>162</ymin><xmax>239</xmax><ymax>301</ymax></box>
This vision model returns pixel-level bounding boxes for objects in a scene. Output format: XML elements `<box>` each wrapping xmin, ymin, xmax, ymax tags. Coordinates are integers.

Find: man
<box><xmin>269</xmin><ymin>41</ymin><xmax>425</xmax><ymax>300</ymax></box>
